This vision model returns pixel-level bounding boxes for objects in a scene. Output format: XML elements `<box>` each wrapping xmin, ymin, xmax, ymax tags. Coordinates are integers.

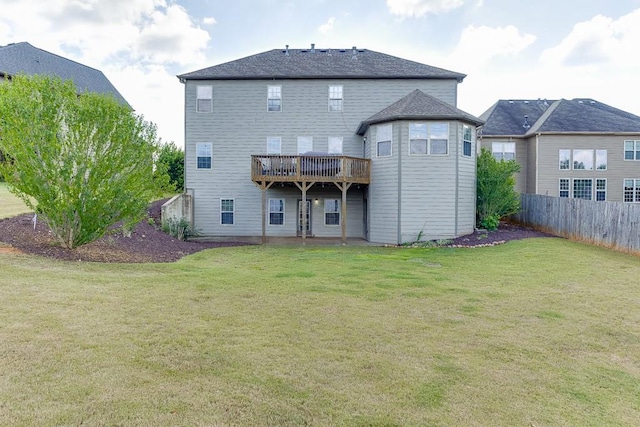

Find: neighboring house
<box><xmin>177</xmin><ymin>45</ymin><xmax>482</xmax><ymax>245</ymax></box>
<box><xmin>0</xmin><ymin>41</ymin><xmax>128</xmax><ymax>106</ymax></box>
<box><xmin>479</xmin><ymin>99</ymin><xmax>640</xmax><ymax>203</ymax></box>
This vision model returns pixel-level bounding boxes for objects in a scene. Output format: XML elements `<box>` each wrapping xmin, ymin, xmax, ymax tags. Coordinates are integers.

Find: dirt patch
<box><xmin>445</xmin><ymin>222</ymin><xmax>553</xmax><ymax>248</ymax></box>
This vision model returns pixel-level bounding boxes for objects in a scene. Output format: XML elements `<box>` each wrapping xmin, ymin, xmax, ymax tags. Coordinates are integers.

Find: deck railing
<box><xmin>251</xmin><ymin>155</ymin><xmax>370</xmax><ymax>184</ymax></box>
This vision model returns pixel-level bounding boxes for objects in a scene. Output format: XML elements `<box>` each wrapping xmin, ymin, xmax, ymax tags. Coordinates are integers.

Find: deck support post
<box><xmin>294</xmin><ymin>181</ymin><xmax>314</xmax><ymax>245</ymax></box>
<box><xmin>255</xmin><ymin>181</ymin><xmax>274</xmax><ymax>244</ymax></box>
<box><xmin>334</xmin><ymin>182</ymin><xmax>352</xmax><ymax>245</ymax></box>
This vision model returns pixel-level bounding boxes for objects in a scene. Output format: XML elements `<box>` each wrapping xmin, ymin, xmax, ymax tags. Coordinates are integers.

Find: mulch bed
<box><xmin>0</xmin><ymin>199</ymin><xmax>249</xmax><ymax>263</ymax></box>
<box><xmin>0</xmin><ymin>199</ymin><xmax>553</xmax><ymax>263</ymax></box>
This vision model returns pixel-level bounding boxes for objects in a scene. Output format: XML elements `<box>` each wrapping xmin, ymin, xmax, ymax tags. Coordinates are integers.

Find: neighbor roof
<box><xmin>480</xmin><ymin>98</ymin><xmax>640</xmax><ymax>136</ymax></box>
<box><xmin>177</xmin><ymin>46</ymin><xmax>466</xmax><ymax>81</ymax></box>
<box><xmin>356</xmin><ymin>89</ymin><xmax>483</xmax><ymax>135</ymax></box>
<box><xmin>0</xmin><ymin>42</ymin><xmax>129</xmax><ymax>106</ymax></box>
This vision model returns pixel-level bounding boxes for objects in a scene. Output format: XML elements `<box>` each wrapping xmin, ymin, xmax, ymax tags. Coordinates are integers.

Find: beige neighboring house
<box><xmin>479</xmin><ymin>98</ymin><xmax>640</xmax><ymax>203</ymax></box>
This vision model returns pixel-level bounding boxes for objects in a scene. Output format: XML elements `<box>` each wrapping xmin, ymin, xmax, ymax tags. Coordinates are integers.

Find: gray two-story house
<box><xmin>177</xmin><ymin>45</ymin><xmax>482</xmax><ymax>245</ymax></box>
<box><xmin>479</xmin><ymin>99</ymin><xmax>640</xmax><ymax>202</ymax></box>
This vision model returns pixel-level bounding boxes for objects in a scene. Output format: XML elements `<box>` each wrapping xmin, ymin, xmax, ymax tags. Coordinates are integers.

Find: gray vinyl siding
<box><xmin>526</xmin><ymin>136</ymin><xmax>536</xmax><ymax>193</ymax></box>
<box><xmin>185</xmin><ymin>78</ymin><xmax>458</xmax><ymax>237</ymax></box>
<box><xmin>367</xmin><ymin>120</ymin><xmax>477</xmax><ymax>245</ymax></box>
<box><xmin>368</xmin><ymin>124</ymin><xmax>400</xmax><ymax>244</ymax></box>
<box><xmin>536</xmin><ymin>134</ymin><xmax>640</xmax><ymax>202</ymax></box>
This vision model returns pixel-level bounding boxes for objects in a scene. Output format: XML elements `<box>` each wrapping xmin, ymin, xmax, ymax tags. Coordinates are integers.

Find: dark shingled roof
<box><xmin>0</xmin><ymin>42</ymin><xmax>129</xmax><ymax>107</ymax></box>
<box><xmin>178</xmin><ymin>47</ymin><xmax>466</xmax><ymax>81</ymax></box>
<box><xmin>480</xmin><ymin>98</ymin><xmax>640</xmax><ymax>136</ymax></box>
<box><xmin>356</xmin><ymin>89</ymin><xmax>483</xmax><ymax>135</ymax></box>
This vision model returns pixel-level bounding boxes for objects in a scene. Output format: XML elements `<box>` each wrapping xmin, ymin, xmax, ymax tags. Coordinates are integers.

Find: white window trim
<box><xmin>462</xmin><ymin>124</ymin><xmax>473</xmax><ymax>157</ymax></box>
<box><xmin>596</xmin><ymin>150</ymin><xmax>607</xmax><ymax>171</ymax></box>
<box><xmin>267</xmin><ymin>85</ymin><xmax>282</xmax><ymax>112</ymax></box>
<box><xmin>376</xmin><ymin>124</ymin><xmax>392</xmax><ymax>158</ymax></box>
<box><xmin>572</xmin><ymin>178</ymin><xmax>594</xmax><ymax>200</ymax></box>
<box><xmin>408</xmin><ymin>123</ymin><xmax>428</xmax><ymax>156</ymax></box>
<box><xmin>196</xmin><ymin>85</ymin><xmax>213</xmax><ymax>113</ymax></box>
<box><xmin>297</xmin><ymin>136</ymin><xmax>313</xmax><ymax>154</ymax></box>
<box><xmin>268</xmin><ymin>198</ymin><xmax>285</xmax><ymax>226</ymax></box>
<box><xmin>324</xmin><ymin>199</ymin><xmax>341</xmax><ymax>226</ymax></box>
<box><xmin>624</xmin><ymin>140</ymin><xmax>640</xmax><ymax>161</ymax></box>
<box><xmin>196</xmin><ymin>142</ymin><xmax>212</xmax><ymax>169</ymax></box>
<box><xmin>428</xmin><ymin>122</ymin><xmax>449</xmax><ymax>156</ymax></box>
<box><xmin>220</xmin><ymin>198</ymin><xmax>235</xmax><ymax>225</ymax></box>
<box><xmin>328</xmin><ymin>137</ymin><xmax>343</xmax><ymax>155</ymax></box>
<box><xmin>595</xmin><ymin>179</ymin><xmax>607</xmax><ymax>201</ymax></box>
<box><xmin>492</xmin><ymin>142</ymin><xmax>516</xmax><ymax>161</ymax></box>
<box><xmin>559</xmin><ymin>149</ymin><xmax>571</xmax><ymax>170</ymax></box>
<box><xmin>328</xmin><ymin>85</ymin><xmax>343</xmax><ymax>112</ymax></box>
<box><xmin>267</xmin><ymin>137</ymin><xmax>282</xmax><ymax>155</ymax></box>
<box><xmin>559</xmin><ymin>178</ymin><xmax>570</xmax><ymax>198</ymax></box>
<box><xmin>623</xmin><ymin>178</ymin><xmax>640</xmax><ymax>203</ymax></box>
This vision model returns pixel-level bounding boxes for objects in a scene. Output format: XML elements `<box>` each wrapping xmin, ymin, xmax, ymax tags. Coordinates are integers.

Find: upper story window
<box><xmin>463</xmin><ymin>125</ymin><xmax>473</xmax><ymax>157</ymax></box>
<box><xmin>267</xmin><ymin>137</ymin><xmax>281</xmax><ymax>155</ymax></box>
<box><xmin>624</xmin><ymin>140</ymin><xmax>640</xmax><ymax>160</ymax></box>
<box><xmin>429</xmin><ymin>123</ymin><xmax>449</xmax><ymax>155</ymax></box>
<box><xmin>559</xmin><ymin>149</ymin><xmax>571</xmax><ymax>170</ymax></box>
<box><xmin>492</xmin><ymin>142</ymin><xmax>515</xmax><ymax>161</ymax></box>
<box><xmin>196</xmin><ymin>143</ymin><xmax>212</xmax><ymax>169</ymax></box>
<box><xmin>409</xmin><ymin>123</ymin><xmax>427</xmax><ymax>155</ymax></box>
<box><xmin>328</xmin><ymin>85</ymin><xmax>343</xmax><ymax>112</ymax></box>
<box><xmin>559</xmin><ymin>149</ymin><xmax>606</xmax><ymax>170</ymax></box>
<box><xmin>328</xmin><ymin>137</ymin><xmax>343</xmax><ymax>154</ymax></box>
<box><xmin>596</xmin><ymin>150</ymin><xmax>607</xmax><ymax>170</ymax></box>
<box><xmin>409</xmin><ymin>123</ymin><xmax>449</xmax><ymax>155</ymax></box>
<box><xmin>267</xmin><ymin>85</ymin><xmax>281</xmax><ymax>112</ymax></box>
<box><xmin>376</xmin><ymin>124</ymin><xmax>392</xmax><ymax>157</ymax></box>
<box><xmin>297</xmin><ymin>136</ymin><xmax>313</xmax><ymax>154</ymax></box>
<box><xmin>573</xmin><ymin>149</ymin><xmax>594</xmax><ymax>170</ymax></box>
<box><xmin>196</xmin><ymin>85</ymin><xmax>212</xmax><ymax>113</ymax></box>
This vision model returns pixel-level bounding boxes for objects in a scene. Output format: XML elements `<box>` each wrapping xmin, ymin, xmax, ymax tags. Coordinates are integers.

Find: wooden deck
<box><xmin>251</xmin><ymin>155</ymin><xmax>370</xmax><ymax>185</ymax></box>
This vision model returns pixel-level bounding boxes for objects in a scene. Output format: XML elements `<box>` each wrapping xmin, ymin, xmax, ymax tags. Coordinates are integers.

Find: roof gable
<box><xmin>480</xmin><ymin>98</ymin><xmax>640</xmax><ymax>136</ymax></box>
<box><xmin>0</xmin><ymin>42</ymin><xmax>129</xmax><ymax>106</ymax></box>
<box><xmin>356</xmin><ymin>89</ymin><xmax>483</xmax><ymax>135</ymax></box>
<box><xmin>178</xmin><ymin>47</ymin><xmax>466</xmax><ymax>81</ymax></box>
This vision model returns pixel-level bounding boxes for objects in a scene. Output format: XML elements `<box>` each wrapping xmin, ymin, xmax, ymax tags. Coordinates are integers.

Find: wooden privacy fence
<box><xmin>513</xmin><ymin>194</ymin><xmax>640</xmax><ymax>255</ymax></box>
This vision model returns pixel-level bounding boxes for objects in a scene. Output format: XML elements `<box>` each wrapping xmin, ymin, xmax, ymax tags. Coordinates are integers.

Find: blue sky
<box><xmin>2</xmin><ymin>0</ymin><xmax>640</xmax><ymax>145</ymax></box>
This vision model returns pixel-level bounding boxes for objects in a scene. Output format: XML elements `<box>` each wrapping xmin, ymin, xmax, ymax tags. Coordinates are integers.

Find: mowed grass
<box><xmin>0</xmin><ymin>182</ymin><xmax>31</xmax><ymax>219</ymax></box>
<box><xmin>1</xmin><ymin>235</ymin><xmax>640</xmax><ymax>426</ymax></box>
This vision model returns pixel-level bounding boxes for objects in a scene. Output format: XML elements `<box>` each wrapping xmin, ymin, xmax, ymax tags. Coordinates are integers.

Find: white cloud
<box><xmin>203</xmin><ymin>16</ymin><xmax>217</xmax><ymax>25</ymax></box>
<box><xmin>540</xmin><ymin>9</ymin><xmax>640</xmax><ymax>69</ymax></box>
<box><xmin>443</xmin><ymin>25</ymin><xmax>536</xmax><ymax>72</ymax></box>
<box><xmin>319</xmin><ymin>17</ymin><xmax>336</xmax><ymax>34</ymax></box>
<box><xmin>386</xmin><ymin>0</ymin><xmax>465</xmax><ymax>17</ymax></box>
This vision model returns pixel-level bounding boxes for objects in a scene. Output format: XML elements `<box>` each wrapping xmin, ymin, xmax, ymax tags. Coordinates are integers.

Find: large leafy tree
<box><xmin>0</xmin><ymin>74</ymin><xmax>161</xmax><ymax>249</ymax></box>
<box><xmin>476</xmin><ymin>147</ymin><xmax>521</xmax><ymax>230</ymax></box>
<box><xmin>155</xmin><ymin>141</ymin><xmax>184</xmax><ymax>192</ymax></box>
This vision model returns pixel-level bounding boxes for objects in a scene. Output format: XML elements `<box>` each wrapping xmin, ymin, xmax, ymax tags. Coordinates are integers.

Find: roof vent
<box><xmin>352</xmin><ymin>46</ymin><xmax>357</xmax><ymax>54</ymax></box>
<box><xmin>523</xmin><ymin>115</ymin><xmax>531</xmax><ymax>130</ymax></box>
<box><xmin>284</xmin><ymin>44</ymin><xmax>289</xmax><ymax>56</ymax></box>
<box><xmin>523</xmin><ymin>100</ymin><xmax>529</xmax><ymax>104</ymax></box>
<box><xmin>311</xmin><ymin>43</ymin><xmax>315</xmax><ymax>53</ymax></box>
<box><xmin>590</xmin><ymin>100</ymin><xmax>596</xmax><ymax>104</ymax></box>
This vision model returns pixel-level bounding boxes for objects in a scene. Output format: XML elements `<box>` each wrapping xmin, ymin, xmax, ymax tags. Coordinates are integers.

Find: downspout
<box><xmin>535</xmin><ymin>133</ymin><xmax>540</xmax><ymax>194</ymax></box>
<box><xmin>454</xmin><ymin>121</ymin><xmax>459</xmax><ymax>236</ymax></box>
<box><xmin>397</xmin><ymin>123</ymin><xmax>402</xmax><ymax>245</ymax></box>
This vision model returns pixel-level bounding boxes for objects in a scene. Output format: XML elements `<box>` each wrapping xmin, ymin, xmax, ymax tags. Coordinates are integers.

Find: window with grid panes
<box><xmin>573</xmin><ymin>179</ymin><xmax>592</xmax><ymax>200</ymax></box>
<box><xmin>559</xmin><ymin>179</ymin><xmax>570</xmax><ymax>198</ymax></box>
<box><xmin>328</xmin><ymin>85</ymin><xmax>343</xmax><ymax>112</ymax></box>
<box><xmin>267</xmin><ymin>85</ymin><xmax>282</xmax><ymax>111</ymax></box>
<box><xmin>269</xmin><ymin>199</ymin><xmax>284</xmax><ymax>225</ymax></box>
<box><xmin>324</xmin><ymin>199</ymin><xmax>340</xmax><ymax>225</ymax></box>
<box><xmin>220</xmin><ymin>199</ymin><xmax>234</xmax><ymax>224</ymax></box>
<box><xmin>595</xmin><ymin>179</ymin><xmax>606</xmax><ymax>201</ymax></box>
<box><xmin>623</xmin><ymin>179</ymin><xmax>640</xmax><ymax>202</ymax></box>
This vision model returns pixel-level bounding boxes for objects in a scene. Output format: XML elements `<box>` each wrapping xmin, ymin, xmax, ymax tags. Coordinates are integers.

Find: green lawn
<box><xmin>1</xmin><ymin>236</ymin><xmax>639</xmax><ymax>426</ymax></box>
<box><xmin>0</xmin><ymin>182</ymin><xmax>31</xmax><ymax>219</ymax></box>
